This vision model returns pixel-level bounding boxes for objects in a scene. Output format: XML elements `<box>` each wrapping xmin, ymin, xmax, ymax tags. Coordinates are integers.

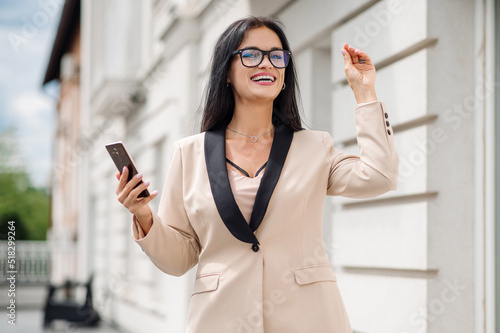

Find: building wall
<box><xmin>302</xmin><ymin>1</ymin><xmax>476</xmax><ymax>332</ymax></box>
<box><xmin>73</xmin><ymin>0</ymin><xmax>490</xmax><ymax>332</ymax></box>
<box><xmin>50</xmin><ymin>24</ymin><xmax>81</xmax><ymax>285</ymax></box>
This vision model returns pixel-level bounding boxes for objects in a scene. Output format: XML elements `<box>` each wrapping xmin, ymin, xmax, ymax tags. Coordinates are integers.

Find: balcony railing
<box><xmin>0</xmin><ymin>241</ymin><xmax>51</xmax><ymax>285</ymax></box>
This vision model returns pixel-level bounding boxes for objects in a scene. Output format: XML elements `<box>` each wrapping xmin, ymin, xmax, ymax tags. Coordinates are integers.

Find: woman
<box><xmin>115</xmin><ymin>16</ymin><xmax>398</xmax><ymax>333</ymax></box>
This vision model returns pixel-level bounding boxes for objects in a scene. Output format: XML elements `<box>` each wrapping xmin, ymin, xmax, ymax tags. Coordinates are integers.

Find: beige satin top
<box><xmin>227</xmin><ymin>169</ymin><xmax>263</xmax><ymax>224</ymax></box>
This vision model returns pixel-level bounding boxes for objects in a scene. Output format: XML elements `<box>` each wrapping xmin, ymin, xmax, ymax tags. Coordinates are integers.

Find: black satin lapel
<box><xmin>249</xmin><ymin>119</ymin><xmax>294</xmax><ymax>231</ymax></box>
<box><xmin>205</xmin><ymin>125</ymin><xmax>259</xmax><ymax>245</ymax></box>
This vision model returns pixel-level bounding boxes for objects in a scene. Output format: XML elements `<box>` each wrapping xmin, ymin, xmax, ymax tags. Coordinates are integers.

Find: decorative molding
<box><xmin>90</xmin><ymin>79</ymin><xmax>144</xmax><ymax>118</ymax></box>
<box><xmin>340</xmin><ymin>114</ymin><xmax>439</xmax><ymax>147</ymax></box>
<box><xmin>339</xmin><ymin>266</ymin><xmax>439</xmax><ymax>279</ymax></box>
<box><xmin>341</xmin><ymin>191</ymin><xmax>439</xmax><ymax>209</ymax></box>
<box><xmin>374</xmin><ymin>38</ymin><xmax>438</xmax><ymax>71</ymax></box>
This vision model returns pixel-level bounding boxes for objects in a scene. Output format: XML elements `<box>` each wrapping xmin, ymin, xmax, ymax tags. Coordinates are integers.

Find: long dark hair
<box><xmin>200</xmin><ymin>16</ymin><xmax>303</xmax><ymax>132</ymax></box>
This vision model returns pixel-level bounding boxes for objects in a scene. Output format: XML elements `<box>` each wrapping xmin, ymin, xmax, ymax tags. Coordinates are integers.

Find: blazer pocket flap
<box><xmin>294</xmin><ymin>265</ymin><xmax>337</xmax><ymax>285</ymax></box>
<box><xmin>192</xmin><ymin>273</ymin><xmax>220</xmax><ymax>296</ymax></box>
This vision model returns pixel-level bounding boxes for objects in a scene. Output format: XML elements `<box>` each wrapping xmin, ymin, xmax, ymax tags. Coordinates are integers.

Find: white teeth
<box><xmin>251</xmin><ymin>75</ymin><xmax>275</xmax><ymax>82</ymax></box>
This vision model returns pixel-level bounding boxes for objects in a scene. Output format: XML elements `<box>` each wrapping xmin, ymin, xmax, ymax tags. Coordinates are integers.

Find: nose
<box><xmin>258</xmin><ymin>54</ymin><xmax>273</xmax><ymax>68</ymax></box>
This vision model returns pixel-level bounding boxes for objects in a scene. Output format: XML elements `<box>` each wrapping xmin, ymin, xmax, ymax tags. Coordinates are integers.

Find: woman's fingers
<box><xmin>123</xmin><ymin>172</ymin><xmax>144</xmax><ymax>195</ymax></box>
<box><xmin>117</xmin><ymin>172</ymin><xmax>156</xmax><ymax>207</ymax></box>
<box><xmin>341</xmin><ymin>44</ymin><xmax>352</xmax><ymax>65</ymax></box>
<box><xmin>340</xmin><ymin>43</ymin><xmax>377</xmax><ymax>101</ymax></box>
<box><xmin>144</xmin><ymin>190</ymin><xmax>159</xmax><ymax>203</ymax></box>
<box><xmin>124</xmin><ymin>185</ymin><xmax>159</xmax><ymax>215</ymax></box>
<box><xmin>347</xmin><ymin>45</ymin><xmax>359</xmax><ymax>63</ymax></box>
<box><xmin>127</xmin><ymin>189</ymin><xmax>159</xmax><ymax>210</ymax></box>
<box><xmin>354</xmin><ymin>49</ymin><xmax>372</xmax><ymax>65</ymax></box>
<box><xmin>116</xmin><ymin>168</ymin><xmax>143</xmax><ymax>203</ymax></box>
<box><xmin>342</xmin><ymin>43</ymin><xmax>372</xmax><ymax>66</ymax></box>
<box><xmin>116</xmin><ymin>166</ymin><xmax>129</xmax><ymax>195</ymax></box>
<box><xmin>114</xmin><ymin>166</ymin><xmax>158</xmax><ymax>218</ymax></box>
<box><xmin>127</xmin><ymin>180</ymin><xmax>151</xmax><ymax>203</ymax></box>
<box><xmin>341</xmin><ymin>43</ymin><xmax>358</xmax><ymax>62</ymax></box>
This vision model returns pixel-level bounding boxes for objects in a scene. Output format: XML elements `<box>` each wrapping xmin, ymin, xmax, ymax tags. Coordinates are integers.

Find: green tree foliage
<box><xmin>0</xmin><ymin>128</ymin><xmax>50</xmax><ymax>240</ymax></box>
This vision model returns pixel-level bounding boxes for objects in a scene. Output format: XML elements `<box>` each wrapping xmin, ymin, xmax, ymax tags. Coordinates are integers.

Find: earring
<box><xmin>282</xmin><ymin>82</ymin><xmax>286</xmax><ymax>90</ymax></box>
<box><xmin>227</xmin><ymin>83</ymin><xmax>230</xmax><ymax>88</ymax></box>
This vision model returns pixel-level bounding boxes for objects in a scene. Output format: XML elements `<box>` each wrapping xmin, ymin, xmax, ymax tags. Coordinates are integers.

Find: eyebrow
<box><xmin>242</xmin><ymin>46</ymin><xmax>283</xmax><ymax>50</ymax></box>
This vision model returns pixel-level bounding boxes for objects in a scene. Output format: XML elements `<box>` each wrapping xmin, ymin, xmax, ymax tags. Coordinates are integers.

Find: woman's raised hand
<box><xmin>115</xmin><ymin>167</ymin><xmax>158</xmax><ymax>232</ymax></box>
<box><xmin>341</xmin><ymin>43</ymin><xmax>377</xmax><ymax>104</ymax></box>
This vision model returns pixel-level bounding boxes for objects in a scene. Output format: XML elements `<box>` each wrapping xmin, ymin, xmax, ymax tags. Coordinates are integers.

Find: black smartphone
<box><xmin>105</xmin><ymin>141</ymin><xmax>150</xmax><ymax>198</ymax></box>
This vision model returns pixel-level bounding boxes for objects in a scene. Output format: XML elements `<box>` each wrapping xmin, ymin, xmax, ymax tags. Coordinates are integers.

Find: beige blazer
<box><xmin>133</xmin><ymin>101</ymin><xmax>399</xmax><ymax>333</ymax></box>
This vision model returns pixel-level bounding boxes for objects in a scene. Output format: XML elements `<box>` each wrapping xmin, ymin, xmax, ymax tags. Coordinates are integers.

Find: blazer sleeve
<box><xmin>324</xmin><ymin>101</ymin><xmax>399</xmax><ymax>198</ymax></box>
<box><xmin>131</xmin><ymin>141</ymin><xmax>200</xmax><ymax>277</ymax></box>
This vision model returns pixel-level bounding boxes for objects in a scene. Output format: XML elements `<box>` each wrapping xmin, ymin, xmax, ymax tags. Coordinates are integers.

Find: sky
<box><xmin>0</xmin><ymin>0</ymin><xmax>62</xmax><ymax>188</ymax></box>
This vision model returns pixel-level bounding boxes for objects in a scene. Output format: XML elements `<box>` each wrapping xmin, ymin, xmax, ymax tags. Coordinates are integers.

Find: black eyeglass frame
<box><xmin>231</xmin><ymin>48</ymin><xmax>292</xmax><ymax>69</ymax></box>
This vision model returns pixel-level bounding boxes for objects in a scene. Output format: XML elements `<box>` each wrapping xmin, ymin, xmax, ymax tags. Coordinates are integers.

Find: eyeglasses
<box><xmin>231</xmin><ymin>48</ymin><xmax>292</xmax><ymax>69</ymax></box>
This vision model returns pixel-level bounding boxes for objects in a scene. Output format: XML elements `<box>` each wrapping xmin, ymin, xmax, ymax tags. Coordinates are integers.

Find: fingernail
<box><xmin>136</xmin><ymin>173</ymin><xmax>143</xmax><ymax>179</ymax></box>
<box><xmin>152</xmin><ymin>190</ymin><xmax>158</xmax><ymax>195</ymax></box>
<box><xmin>122</xmin><ymin>166</ymin><xmax>126</xmax><ymax>173</ymax></box>
<box><xmin>143</xmin><ymin>180</ymin><xmax>150</xmax><ymax>186</ymax></box>
<box><xmin>341</xmin><ymin>49</ymin><xmax>345</xmax><ymax>55</ymax></box>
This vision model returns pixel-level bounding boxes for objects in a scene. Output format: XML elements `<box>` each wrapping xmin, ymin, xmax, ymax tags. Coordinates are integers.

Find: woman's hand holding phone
<box><xmin>115</xmin><ymin>166</ymin><xmax>158</xmax><ymax>234</ymax></box>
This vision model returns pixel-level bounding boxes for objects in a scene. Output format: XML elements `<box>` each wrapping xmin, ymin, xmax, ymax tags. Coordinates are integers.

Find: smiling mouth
<box><xmin>251</xmin><ymin>75</ymin><xmax>276</xmax><ymax>83</ymax></box>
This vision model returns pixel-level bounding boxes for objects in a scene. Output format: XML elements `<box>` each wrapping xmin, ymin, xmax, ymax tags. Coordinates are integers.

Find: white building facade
<box><xmin>70</xmin><ymin>0</ymin><xmax>498</xmax><ymax>332</ymax></box>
